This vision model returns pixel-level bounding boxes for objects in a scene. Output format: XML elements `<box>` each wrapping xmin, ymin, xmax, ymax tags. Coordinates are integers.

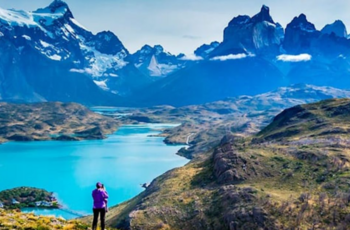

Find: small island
<box><xmin>0</xmin><ymin>187</ymin><xmax>60</xmax><ymax>210</ymax></box>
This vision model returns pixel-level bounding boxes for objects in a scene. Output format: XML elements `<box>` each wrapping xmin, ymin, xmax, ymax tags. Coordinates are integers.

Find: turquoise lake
<box><xmin>0</xmin><ymin>124</ymin><xmax>188</xmax><ymax>219</ymax></box>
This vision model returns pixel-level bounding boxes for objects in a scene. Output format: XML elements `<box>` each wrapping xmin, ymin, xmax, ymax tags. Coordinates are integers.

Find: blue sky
<box><xmin>0</xmin><ymin>0</ymin><xmax>349</xmax><ymax>54</ymax></box>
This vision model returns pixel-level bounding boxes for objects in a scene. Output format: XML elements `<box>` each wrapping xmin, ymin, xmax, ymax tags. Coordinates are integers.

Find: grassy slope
<box><xmin>0</xmin><ymin>209</ymin><xmax>89</xmax><ymax>230</ymax></box>
<box><xmin>96</xmin><ymin>98</ymin><xmax>350</xmax><ymax>229</ymax></box>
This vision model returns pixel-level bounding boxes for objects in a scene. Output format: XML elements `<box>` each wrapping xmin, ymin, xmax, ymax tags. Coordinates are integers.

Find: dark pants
<box><xmin>92</xmin><ymin>208</ymin><xmax>106</xmax><ymax>230</ymax></box>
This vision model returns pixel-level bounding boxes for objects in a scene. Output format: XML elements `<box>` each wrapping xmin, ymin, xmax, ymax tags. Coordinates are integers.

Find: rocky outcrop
<box><xmin>213</xmin><ymin>5</ymin><xmax>284</xmax><ymax>56</ymax></box>
<box><xmin>321</xmin><ymin>20</ymin><xmax>348</xmax><ymax>38</ymax></box>
<box><xmin>283</xmin><ymin>15</ymin><xmax>350</xmax><ymax>57</ymax></box>
<box><xmin>219</xmin><ymin>186</ymin><xmax>275</xmax><ymax>230</ymax></box>
<box><xmin>213</xmin><ymin>135</ymin><xmax>260</xmax><ymax>184</ymax></box>
<box><xmin>194</xmin><ymin>41</ymin><xmax>220</xmax><ymax>59</ymax></box>
<box><xmin>283</xmin><ymin>14</ymin><xmax>319</xmax><ymax>54</ymax></box>
<box><xmin>75</xmin><ymin>126</ymin><xmax>105</xmax><ymax>139</ymax></box>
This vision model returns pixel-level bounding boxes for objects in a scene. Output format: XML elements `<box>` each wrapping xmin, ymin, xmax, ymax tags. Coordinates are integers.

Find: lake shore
<box><xmin>0</xmin><ymin>124</ymin><xmax>188</xmax><ymax>220</ymax></box>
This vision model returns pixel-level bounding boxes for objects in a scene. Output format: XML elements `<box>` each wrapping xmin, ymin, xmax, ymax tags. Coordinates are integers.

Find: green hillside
<box><xmin>92</xmin><ymin>98</ymin><xmax>350</xmax><ymax>229</ymax></box>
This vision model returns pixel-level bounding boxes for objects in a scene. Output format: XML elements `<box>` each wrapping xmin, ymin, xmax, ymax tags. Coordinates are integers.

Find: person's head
<box><xmin>96</xmin><ymin>182</ymin><xmax>102</xmax><ymax>189</ymax></box>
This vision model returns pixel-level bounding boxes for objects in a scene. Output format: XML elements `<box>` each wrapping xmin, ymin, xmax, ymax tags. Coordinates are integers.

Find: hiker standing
<box><xmin>92</xmin><ymin>182</ymin><xmax>109</xmax><ymax>230</ymax></box>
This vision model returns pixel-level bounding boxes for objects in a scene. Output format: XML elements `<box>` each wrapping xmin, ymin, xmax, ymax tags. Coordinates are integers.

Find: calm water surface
<box><xmin>0</xmin><ymin>124</ymin><xmax>188</xmax><ymax>219</ymax></box>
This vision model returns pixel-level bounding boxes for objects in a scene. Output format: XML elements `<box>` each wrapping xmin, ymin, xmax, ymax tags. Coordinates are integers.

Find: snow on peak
<box><xmin>0</xmin><ymin>1</ymin><xmax>77</xmax><ymax>29</ymax></box>
<box><xmin>0</xmin><ymin>8</ymin><xmax>37</xmax><ymax>27</ymax></box>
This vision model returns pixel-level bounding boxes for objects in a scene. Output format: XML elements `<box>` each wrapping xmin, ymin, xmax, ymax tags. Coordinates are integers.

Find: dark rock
<box><xmin>75</xmin><ymin>127</ymin><xmax>105</xmax><ymax>139</ymax></box>
<box><xmin>53</xmin><ymin>135</ymin><xmax>79</xmax><ymax>141</ymax></box>
<box><xmin>7</xmin><ymin>134</ymin><xmax>34</xmax><ymax>141</ymax></box>
<box><xmin>321</xmin><ymin>20</ymin><xmax>347</xmax><ymax>38</ymax></box>
<box><xmin>213</xmin><ymin>5</ymin><xmax>283</xmax><ymax>56</ymax></box>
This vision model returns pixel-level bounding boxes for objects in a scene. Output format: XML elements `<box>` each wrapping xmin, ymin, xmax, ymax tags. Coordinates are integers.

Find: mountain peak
<box><xmin>261</xmin><ymin>5</ymin><xmax>270</xmax><ymax>11</ymax></box>
<box><xmin>251</xmin><ymin>5</ymin><xmax>274</xmax><ymax>24</ymax></box>
<box><xmin>139</xmin><ymin>45</ymin><xmax>164</xmax><ymax>55</ymax></box>
<box><xmin>321</xmin><ymin>20</ymin><xmax>347</xmax><ymax>38</ymax></box>
<box><xmin>49</xmin><ymin>0</ymin><xmax>69</xmax><ymax>8</ymax></box>
<box><xmin>288</xmin><ymin>14</ymin><xmax>316</xmax><ymax>32</ymax></box>
<box><xmin>154</xmin><ymin>45</ymin><xmax>164</xmax><ymax>54</ymax></box>
<box><xmin>36</xmin><ymin>0</ymin><xmax>73</xmax><ymax>18</ymax></box>
<box><xmin>261</xmin><ymin>5</ymin><xmax>270</xmax><ymax>15</ymax></box>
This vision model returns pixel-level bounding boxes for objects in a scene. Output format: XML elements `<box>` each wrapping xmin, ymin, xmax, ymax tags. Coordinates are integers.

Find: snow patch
<box><xmin>40</xmin><ymin>40</ymin><xmax>52</xmax><ymax>48</ymax></box>
<box><xmin>147</xmin><ymin>55</ymin><xmax>161</xmax><ymax>76</ymax></box>
<box><xmin>80</xmin><ymin>43</ymin><xmax>128</xmax><ymax>77</ymax></box>
<box><xmin>93</xmin><ymin>80</ymin><xmax>109</xmax><ymax>91</ymax></box>
<box><xmin>22</xmin><ymin>35</ymin><xmax>31</xmax><ymax>40</ymax></box>
<box><xmin>47</xmin><ymin>54</ymin><xmax>62</xmax><ymax>61</ymax></box>
<box><xmin>0</xmin><ymin>8</ymin><xmax>37</xmax><ymax>27</ymax></box>
<box><xmin>277</xmin><ymin>54</ymin><xmax>312</xmax><ymax>62</ymax></box>
<box><xmin>145</xmin><ymin>55</ymin><xmax>179</xmax><ymax>77</ymax></box>
<box><xmin>70</xmin><ymin>18</ymin><xmax>87</xmax><ymax>30</ymax></box>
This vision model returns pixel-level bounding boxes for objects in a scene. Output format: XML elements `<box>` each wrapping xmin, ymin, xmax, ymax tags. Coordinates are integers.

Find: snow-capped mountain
<box><xmin>130</xmin><ymin>5</ymin><xmax>350</xmax><ymax>107</ymax></box>
<box><xmin>130</xmin><ymin>45</ymin><xmax>185</xmax><ymax>77</ymax></box>
<box><xmin>2</xmin><ymin>2</ymin><xmax>350</xmax><ymax>107</ymax></box>
<box><xmin>0</xmin><ymin>0</ymin><xmax>149</xmax><ymax>104</ymax></box>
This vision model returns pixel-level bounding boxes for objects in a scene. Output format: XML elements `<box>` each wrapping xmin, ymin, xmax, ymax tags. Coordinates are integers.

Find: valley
<box><xmin>0</xmin><ymin>0</ymin><xmax>349</xmax><ymax>229</ymax></box>
<box><xmin>92</xmin><ymin>98</ymin><xmax>350</xmax><ymax>229</ymax></box>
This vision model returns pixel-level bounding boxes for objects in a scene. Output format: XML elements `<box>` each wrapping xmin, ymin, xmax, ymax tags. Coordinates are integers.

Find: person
<box><xmin>101</xmin><ymin>184</ymin><xmax>108</xmax><ymax>213</ymax></box>
<box><xmin>92</xmin><ymin>182</ymin><xmax>109</xmax><ymax>230</ymax></box>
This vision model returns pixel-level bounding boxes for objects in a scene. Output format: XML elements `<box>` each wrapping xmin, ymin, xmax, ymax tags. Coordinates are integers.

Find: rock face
<box><xmin>194</xmin><ymin>41</ymin><xmax>220</xmax><ymax>59</ymax></box>
<box><xmin>283</xmin><ymin>15</ymin><xmax>350</xmax><ymax>57</ymax></box>
<box><xmin>213</xmin><ymin>5</ymin><xmax>284</xmax><ymax>56</ymax></box>
<box><xmin>321</xmin><ymin>20</ymin><xmax>348</xmax><ymax>38</ymax></box>
<box><xmin>130</xmin><ymin>45</ymin><xmax>185</xmax><ymax>77</ymax></box>
<box><xmin>283</xmin><ymin>14</ymin><xmax>319</xmax><ymax>54</ymax></box>
<box><xmin>213</xmin><ymin>136</ymin><xmax>248</xmax><ymax>184</ymax></box>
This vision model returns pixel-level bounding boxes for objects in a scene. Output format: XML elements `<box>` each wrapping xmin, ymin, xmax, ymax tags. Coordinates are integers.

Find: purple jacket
<box><xmin>92</xmin><ymin>189</ymin><xmax>108</xmax><ymax>209</ymax></box>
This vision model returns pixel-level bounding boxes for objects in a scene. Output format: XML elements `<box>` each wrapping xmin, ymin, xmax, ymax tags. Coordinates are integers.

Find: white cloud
<box><xmin>210</xmin><ymin>53</ymin><xmax>253</xmax><ymax>61</ymax></box>
<box><xmin>179</xmin><ymin>54</ymin><xmax>203</xmax><ymax>61</ymax></box>
<box><xmin>277</xmin><ymin>54</ymin><xmax>312</xmax><ymax>62</ymax></box>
